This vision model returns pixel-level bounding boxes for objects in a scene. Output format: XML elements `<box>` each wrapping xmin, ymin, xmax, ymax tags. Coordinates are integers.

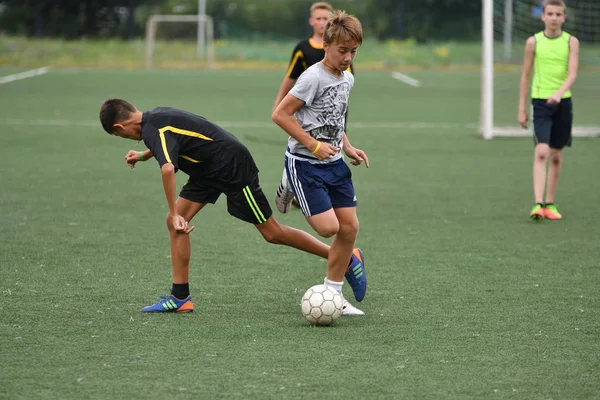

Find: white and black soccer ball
<box><xmin>300</xmin><ymin>284</ymin><xmax>343</xmax><ymax>326</ymax></box>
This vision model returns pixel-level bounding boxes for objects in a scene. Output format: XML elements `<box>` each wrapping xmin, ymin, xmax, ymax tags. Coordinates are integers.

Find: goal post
<box><xmin>481</xmin><ymin>0</ymin><xmax>494</xmax><ymax>140</ymax></box>
<box><xmin>145</xmin><ymin>14</ymin><xmax>215</xmax><ymax>70</ymax></box>
<box><xmin>480</xmin><ymin>0</ymin><xmax>600</xmax><ymax>139</ymax></box>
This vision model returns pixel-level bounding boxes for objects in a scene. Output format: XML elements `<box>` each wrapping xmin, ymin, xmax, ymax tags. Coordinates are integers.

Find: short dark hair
<box><xmin>99</xmin><ymin>98</ymin><xmax>136</xmax><ymax>134</ymax></box>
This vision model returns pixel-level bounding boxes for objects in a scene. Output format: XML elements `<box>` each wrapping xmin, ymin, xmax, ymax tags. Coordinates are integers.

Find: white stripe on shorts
<box><xmin>287</xmin><ymin>157</ymin><xmax>311</xmax><ymax>216</ymax></box>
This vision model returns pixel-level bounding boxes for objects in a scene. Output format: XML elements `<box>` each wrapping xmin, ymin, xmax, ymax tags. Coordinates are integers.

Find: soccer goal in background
<box><xmin>480</xmin><ymin>0</ymin><xmax>600</xmax><ymax>139</ymax></box>
<box><xmin>145</xmin><ymin>14</ymin><xmax>215</xmax><ymax>69</ymax></box>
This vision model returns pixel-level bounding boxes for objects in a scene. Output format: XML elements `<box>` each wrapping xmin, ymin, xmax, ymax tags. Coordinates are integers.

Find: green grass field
<box><xmin>3</xmin><ymin>37</ymin><xmax>600</xmax><ymax>69</ymax></box>
<box><xmin>1</xmin><ymin>68</ymin><xmax>599</xmax><ymax>399</ymax></box>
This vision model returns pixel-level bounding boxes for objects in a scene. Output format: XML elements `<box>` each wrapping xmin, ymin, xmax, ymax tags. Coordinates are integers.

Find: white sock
<box><xmin>324</xmin><ymin>278</ymin><xmax>343</xmax><ymax>294</ymax></box>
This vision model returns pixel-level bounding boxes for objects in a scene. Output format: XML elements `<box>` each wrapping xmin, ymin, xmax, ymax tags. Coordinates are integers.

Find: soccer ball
<box><xmin>300</xmin><ymin>284</ymin><xmax>343</xmax><ymax>326</ymax></box>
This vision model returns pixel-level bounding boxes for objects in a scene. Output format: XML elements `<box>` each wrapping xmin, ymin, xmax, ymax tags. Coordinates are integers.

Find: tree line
<box><xmin>0</xmin><ymin>0</ymin><xmax>486</xmax><ymax>42</ymax></box>
<box><xmin>3</xmin><ymin>0</ymin><xmax>597</xmax><ymax>43</ymax></box>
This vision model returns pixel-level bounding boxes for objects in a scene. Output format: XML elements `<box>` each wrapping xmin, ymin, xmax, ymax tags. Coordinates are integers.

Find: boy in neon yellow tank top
<box><xmin>518</xmin><ymin>0</ymin><xmax>579</xmax><ymax>222</ymax></box>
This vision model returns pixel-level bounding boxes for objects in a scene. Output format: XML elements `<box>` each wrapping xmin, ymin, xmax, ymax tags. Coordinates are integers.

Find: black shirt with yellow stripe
<box><xmin>141</xmin><ymin>107</ymin><xmax>255</xmax><ymax>182</ymax></box>
<box><xmin>286</xmin><ymin>38</ymin><xmax>354</xmax><ymax>80</ymax></box>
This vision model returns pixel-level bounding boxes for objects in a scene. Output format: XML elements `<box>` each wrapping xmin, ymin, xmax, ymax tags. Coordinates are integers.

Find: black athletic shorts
<box><xmin>179</xmin><ymin>153</ymin><xmax>273</xmax><ymax>225</ymax></box>
<box><xmin>532</xmin><ymin>98</ymin><xmax>573</xmax><ymax>149</ymax></box>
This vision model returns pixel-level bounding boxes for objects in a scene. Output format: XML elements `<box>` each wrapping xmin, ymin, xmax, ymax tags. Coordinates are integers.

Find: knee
<box><xmin>262</xmin><ymin>231</ymin><xmax>283</xmax><ymax>245</ymax></box>
<box><xmin>166</xmin><ymin>213</ymin><xmax>174</xmax><ymax>232</ymax></box>
<box><xmin>314</xmin><ymin>222</ymin><xmax>339</xmax><ymax>239</ymax></box>
<box><xmin>166</xmin><ymin>213</ymin><xmax>183</xmax><ymax>234</ymax></box>
<box><xmin>535</xmin><ymin>150</ymin><xmax>549</xmax><ymax>163</ymax></box>
<box><xmin>550</xmin><ymin>153</ymin><xmax>562</xmax><ymax>167</ymax></box>
<box><xmin>260</xmin><ymin>225</ymin><xmax>285</xmax><ymax>245</ymax></box>
<box><xmin>339</xmin><ymin>219</ymin><xmax>359</xmax><ymax>239</ymax></box>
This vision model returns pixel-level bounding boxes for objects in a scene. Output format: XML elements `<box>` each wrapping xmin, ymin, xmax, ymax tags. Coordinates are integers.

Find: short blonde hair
<box><xmin>310</xmin><ymin>2</ymin><xmax>333</xmax><ymax>14</ymax></box>
<box><xmin>543</xmin><ymin>0</ymin><xmax>567</xmax><ymax>12</ymax></box>
<box><xmin>323</xmin><ymin>10</ymin><xmax>363</xmax><ymax>46</ymax></box>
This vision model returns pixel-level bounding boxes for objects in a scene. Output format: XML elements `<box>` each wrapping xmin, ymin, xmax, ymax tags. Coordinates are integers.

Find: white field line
<box><xmin>4</xmin><ymin>119</ymin><xmax>597</xmax><ymax>136</ymax></box>
<box><xmin>0</xmin><ymin>67</ymin><xmax>50</xmax><ymax>85</ymax></box>
<box><xmin>391</xmin><ymin>71</ymin><xmax>421</xmax><ymax>87</ymax></box>
<box><xmin>0</xmin><ymin>118</ymin><xmax>477</xmax><ymax>130</ymax></box>
<box><xmin>2</xmin><ymin>118</ymin><xmax>596</xmax><ymax>136</ymax></box>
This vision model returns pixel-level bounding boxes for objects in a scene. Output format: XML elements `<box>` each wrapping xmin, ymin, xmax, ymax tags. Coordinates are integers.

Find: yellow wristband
<box><xmin>311</xmin><ymin>141</ymin><xmax>321</xmax><ymax>155</ymax></box>
<box><xmin>139</xmin><ymin>151</ymin><xmax>145</xmax><ymax>161</ymax></box>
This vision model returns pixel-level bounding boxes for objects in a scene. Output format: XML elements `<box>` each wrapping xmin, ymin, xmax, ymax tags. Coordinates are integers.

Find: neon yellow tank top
<box><xmin>532</xmin><ymin>31</ymin><xmax>571</xmax><ymax>99</ymax></box>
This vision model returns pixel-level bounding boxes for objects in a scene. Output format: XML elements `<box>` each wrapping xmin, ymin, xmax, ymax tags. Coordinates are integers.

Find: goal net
<box><xmin>481</xmin><ymin>0</ymin><xmax>600</xmax><ymax>139</ymax></box>
<box><xmin>145</xmin><ymin>14</ymin><xmax>215</xmax><ymax>70</ymax></box>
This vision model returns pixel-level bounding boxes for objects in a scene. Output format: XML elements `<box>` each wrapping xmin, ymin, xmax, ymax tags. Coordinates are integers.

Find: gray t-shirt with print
<box><xmin>287</xmin><ymin>62</ymin><xmax>354</xmax><ymax>163</ymax></box>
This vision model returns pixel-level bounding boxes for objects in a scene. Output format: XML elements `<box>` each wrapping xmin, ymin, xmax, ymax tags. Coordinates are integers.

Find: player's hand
<box><xmin>311</xmin><ymin>141</ymin><xmax>339</xmax><ymax>160</ymax></box>
<box><xmin>343</xmin><ymin>145</ymin><xmax>370</xmax><ymax>168</ymax></box>
<box><xmin>518</xmin><ymin>110</ymin><xmax>528</xmax><ymax>129</ymax></box>
<box><xmin>125</xmin><ymin>150</ymin><xmax>144</xmax><ymax>169</ymax></box>
<box><xmin>547</xmin><ymin>93</ymin><xmax>561</xmax><ymax>105</ymax></box>
<box><xmin>169</xmin><ymin>213</ymin><xmax>195</xmax><ymax>234</ymax></box>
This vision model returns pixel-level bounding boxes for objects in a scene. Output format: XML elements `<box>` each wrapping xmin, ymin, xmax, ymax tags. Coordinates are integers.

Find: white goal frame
<box><xmin>145</xmin><ymin>14</ymin><xmax>215</xmax><ymax>70</ymax></box>
<box><xmin>480</xmin><ymin>0</ymin><xmax>600</xmax><ymax>139</ymax></box>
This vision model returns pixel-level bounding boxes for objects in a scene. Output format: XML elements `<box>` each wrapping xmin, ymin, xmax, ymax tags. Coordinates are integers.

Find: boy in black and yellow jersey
<box><xmin>98</xmin><ymin>99</ymin><xmax>366</xmax><ymax>314</ymax></box>
<box><xmin>274</xmin><ymin>2</ymin><xmax>337</xmax><ymax>110</ymax></box>
<box><xmin>518</xmin><ymin>0</ymin><xmax>579</xmax><ymax>221</ymax></box>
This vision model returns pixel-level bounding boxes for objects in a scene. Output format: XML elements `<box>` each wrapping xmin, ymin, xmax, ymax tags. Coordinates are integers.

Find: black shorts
<box><xmin>532</xmin><ymin>98</ymin><xmax>573</xmax><ymax>149</ymax></box>
<box><xmin>179</xmin><ymin>155</ymin><xmax>273</xmax><ymax>225</ymax></box>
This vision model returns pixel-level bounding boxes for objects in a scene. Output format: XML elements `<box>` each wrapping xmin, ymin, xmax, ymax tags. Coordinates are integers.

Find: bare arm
<box><xmin>141</xmin><ymin>149</ymin><xmax>153</xmax><ymax>160</ymax></box>
<box><xmin>161</xmin><ymin>163</ymin><xmax>193</xmax><ymax>233</ymax></box>
<box><xmin>125</xmin><ymin>149</ymin><xmax>153</xmax><ymax>169</ymax></box>
<box><xmin>272</xmin><ymin>94</ymin><xmax>338</xmax><ymax>160</ymax></box>
<box><xmin>518</xmin><ymin>36</ymin><xmax>536</xmax><ymax>128</ymax></box>
<box><xmin>272</xmin><ymin>77</ymin><xmax>297</xmax><ymax>113</ymax></box>
<box><xmin>161</xmin><ymin>163</ymin><xmax>178</xmax><ymax>215</ymax></box>
<box><xmin>342</xmin><ymin>132</ymin><xmax>369</xmax><ymax>168</ymax></box>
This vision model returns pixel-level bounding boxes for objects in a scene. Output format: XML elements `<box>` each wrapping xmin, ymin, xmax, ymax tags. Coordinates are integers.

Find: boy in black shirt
<box><xmin>99</xmin><ymin>98</ymin><xmax>365</xmax><ymax>313</ymax></box>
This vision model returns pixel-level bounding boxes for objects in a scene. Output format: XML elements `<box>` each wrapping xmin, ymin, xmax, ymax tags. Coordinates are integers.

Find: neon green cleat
<box><xmin>544</xmin><ymin>204</ymin><xmax>562</xmax><ymax>220</ymax></box>
<box><xmin>530</xmin><ymin>204</ymin><xmax>544</xmax><ymax>222</ymax></box>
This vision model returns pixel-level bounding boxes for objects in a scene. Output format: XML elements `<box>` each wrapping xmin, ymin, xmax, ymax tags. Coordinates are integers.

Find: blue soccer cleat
<box><xmin>140</xmin><ymin>295</ymin><xmax>194</xmax><ymax>313</ymax></box>
<box><xmin>345</xmin><ymin>248</ymin><xmax>367</xmax><ymax>302</ymax></box>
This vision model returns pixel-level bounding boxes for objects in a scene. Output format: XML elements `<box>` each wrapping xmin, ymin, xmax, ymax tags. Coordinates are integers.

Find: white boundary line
<box><xmin>0</xmin><ymin>67</ymin><xmax>50</xmax><ymax>85</ymax></box>
<box><xmin>0</xmin><ymin>118</ymin><xmax>477</xmax><ymax>130</ymax></box>
<box><xmin>1</xmin><ymin>119</ymin><xmax>597</xmax><ymax>136</ymax></box>
<box><xmin>391</xmin><ymin>71</ymin><xmax>421</xmax><ymax>87</ymax></box>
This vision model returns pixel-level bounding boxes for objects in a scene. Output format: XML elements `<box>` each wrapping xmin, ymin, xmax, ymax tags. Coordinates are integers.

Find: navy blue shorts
<box><xmin>285</xmin><ymin>156</ymin><xmax>357</xmax><ymax>217</ymax></box>
<box><xmin>532</xmin><ymin>98</ymin><xmax>573</xmax><ymax>149</ymax></box>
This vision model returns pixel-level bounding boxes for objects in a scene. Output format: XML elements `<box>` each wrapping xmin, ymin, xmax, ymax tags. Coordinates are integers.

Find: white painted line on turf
<box><xmin>391</xmin><ymin>71</ymin><xmax>421</xmax><ymax>87</ymax></box>
<box><xmin>0</xmin><ymin>118</ymin><xmax>477</xmax><ymax>130</ymax></box>
<box><xmin>0</xmin><ymin>66</ymin><xmax>50</xmax><ymax>85</ymax></box>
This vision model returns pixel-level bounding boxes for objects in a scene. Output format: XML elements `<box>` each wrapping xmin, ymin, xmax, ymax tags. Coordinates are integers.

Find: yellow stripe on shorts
<box><xmin>242</xmin><ymin>186</ymin><xmax>266</xmax><ymax>223</ymax></box>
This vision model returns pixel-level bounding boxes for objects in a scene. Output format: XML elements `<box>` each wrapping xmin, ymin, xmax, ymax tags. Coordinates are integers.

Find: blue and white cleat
<box><xmin>345</xmin><ymin>248</ymin><xmax>367</xmax><ymax>302</ymax></box>
<box><xmin>140</xmin><ymin>295</ymin><xmax>194</xmax><ymax>313</ymax></box>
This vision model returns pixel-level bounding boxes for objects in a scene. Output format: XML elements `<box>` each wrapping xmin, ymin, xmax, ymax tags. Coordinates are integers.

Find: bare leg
<box><xmin>326</xmin><ymin>207</ymin><xmax>359</xmax><ymax>282</ymax></box>
<box><xmin>168</xmin><ymin>198</ymin><xmax>206</xmax><ymax>284</ymax></box>
<box><xmin>255</xmin><ymin>216</ymin><xmax>329</xmax><ymax>259</ymax></box>
<box><xmin>545</xmin><ymin>148</ymin><xmax>563</xmax><ymax>203</ymax></box>
<box><xmin>533</xmin><ymin>143</ymin><xmax>550</xmax><ymax>204</ymax></box>
<box><xmin>285</xmin><ymin>207</ymin><xmax>357</xmax><ymax>282</ymax></box>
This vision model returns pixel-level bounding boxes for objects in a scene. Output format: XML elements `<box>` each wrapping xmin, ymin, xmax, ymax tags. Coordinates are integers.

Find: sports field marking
<box><xmin>391</xmin><ymin>71</ymin><xmax>421</xmax><ymax>87</ymax></box>
<box><xmin>0</xmin><ymin>67</ymin><xmax>50</xmax><ymax>85</ymax></box>
<box><xmin>0</xmin><ymin>118</ymin><xmax>476</xmax><ymax>130</ymax></box>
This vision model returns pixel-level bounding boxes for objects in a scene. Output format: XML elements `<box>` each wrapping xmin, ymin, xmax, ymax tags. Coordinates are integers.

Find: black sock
<box><xmin>537</xmin><ymin>202</ymin><xmax>544</xmax><ymax>207</ymax></box>
<box><xmin>171</xmin><ymin>283</ymin><xmax>190</xmax><ymax>299</ymax></box>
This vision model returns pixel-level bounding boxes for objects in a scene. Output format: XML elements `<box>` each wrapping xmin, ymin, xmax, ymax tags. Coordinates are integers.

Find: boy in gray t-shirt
<box><xmin>287</xmin><ymin>62</ymin><xmax>353</xmax><ymax>161</ymax></box>
<box><xmin>272</xmin><ymin>10</ymin><xmax>369</xmax><ymax>317</ymax></box>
